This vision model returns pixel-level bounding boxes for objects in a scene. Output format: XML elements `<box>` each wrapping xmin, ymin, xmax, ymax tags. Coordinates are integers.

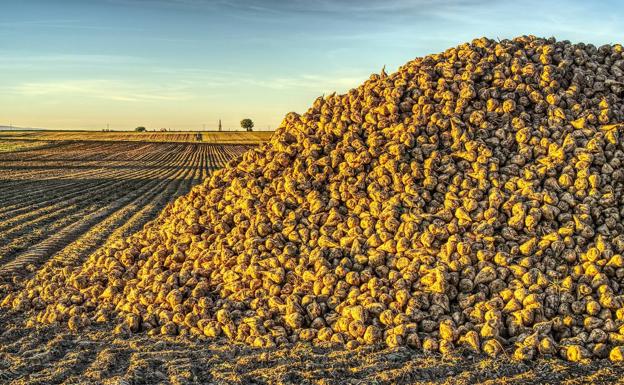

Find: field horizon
<box><xmin>0</xmin><ymin>130</ymin><xmax>274</xmax><ymax>145</ymax></box>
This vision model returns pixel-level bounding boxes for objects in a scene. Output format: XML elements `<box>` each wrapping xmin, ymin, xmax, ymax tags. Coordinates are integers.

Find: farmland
<box><xmin>0</xmin><ymin>140</ymin><xmax>54</xmax><ymax>153</ymax></box>
<box><xmin>0</xmin><ymin>138</ymin><xmax>255</xmax><ymax>280</ymax></box>
<box><xmin>0</xmin><ymin>130</ymin><xmax>273</xmax><ymax>145</ymax></box>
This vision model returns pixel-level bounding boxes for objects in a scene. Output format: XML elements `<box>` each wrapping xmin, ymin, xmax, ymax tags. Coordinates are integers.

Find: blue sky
<box><xmin>0</xmin><ymin>0</ymin><xmax>623</xmax><ymax>131</ymax></box>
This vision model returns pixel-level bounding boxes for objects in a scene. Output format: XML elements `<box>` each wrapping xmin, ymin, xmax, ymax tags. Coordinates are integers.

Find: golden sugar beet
<box><xmin>5</xmin><ymin>35</ymin><xmax>624</xmax><ymax>362</ymax></box>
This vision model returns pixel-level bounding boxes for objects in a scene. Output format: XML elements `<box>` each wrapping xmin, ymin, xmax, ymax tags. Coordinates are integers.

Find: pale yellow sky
<box><xmin>0</xmin><ymin>74</ymin><xmax>366</xmax><ymax>131</ymax></box>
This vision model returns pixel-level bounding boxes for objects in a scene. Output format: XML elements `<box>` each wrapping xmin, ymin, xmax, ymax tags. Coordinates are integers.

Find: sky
<box><xmin>0</xmin><ymin>0</ymin><xmax>623</xmax><ymax>131</ymax></box>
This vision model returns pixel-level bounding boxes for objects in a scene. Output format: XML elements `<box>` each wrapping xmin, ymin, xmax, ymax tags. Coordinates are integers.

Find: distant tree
<box><xmin>135</xmin><ymin>126</ymin><xmax>146</xmax><ymax>132</ymax></box>
<box><xmin>240</xmin><ymin>119</ymin><xmax>254</xmax><ymax>132</ymax></box>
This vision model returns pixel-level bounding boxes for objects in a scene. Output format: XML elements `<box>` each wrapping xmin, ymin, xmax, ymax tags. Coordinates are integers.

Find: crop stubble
<box><xmin>0</xmin><ymin>140</ymin><xmax>252</xmax><ymax>279</ymax></box>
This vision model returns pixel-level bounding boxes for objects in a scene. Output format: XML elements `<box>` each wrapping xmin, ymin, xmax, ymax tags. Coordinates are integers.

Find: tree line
<box><xmin>132</xmin><ymin>119</ymin><xmax>255</xmax><ymax>132</ymax></box>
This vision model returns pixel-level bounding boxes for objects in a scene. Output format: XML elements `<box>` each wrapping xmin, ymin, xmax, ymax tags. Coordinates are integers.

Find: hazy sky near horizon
<box><xmin>1</xmin><ymin>0</ymin><xmax>623</xmax><ymax>131</ymax></box>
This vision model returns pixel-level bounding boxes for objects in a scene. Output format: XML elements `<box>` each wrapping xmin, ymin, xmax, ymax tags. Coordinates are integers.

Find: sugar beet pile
<box><xmin>5</xmin><ymin>36</ymin><xmax>624</xmax><ymax>361</ymax></box>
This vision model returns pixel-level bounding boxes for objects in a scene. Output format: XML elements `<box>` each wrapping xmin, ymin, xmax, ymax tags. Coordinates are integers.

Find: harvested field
<box><xmin>0</xmin><ymin>131</ymin><xmax>273</xmax><ymax>145</ymax></box>
<box><xmin>196</xmin><ymin>131</ymin><xmax>275</xmax><ymax>144</ymax></box>
<box><xmin>0</xmin><ymin>140</ymin><xmax>54</xmax><ymax>153</ymax></box>
<box><xmin>0</xmin><ymin>140</ymin><xmax>253</xmax><ymax>279</ymax></box>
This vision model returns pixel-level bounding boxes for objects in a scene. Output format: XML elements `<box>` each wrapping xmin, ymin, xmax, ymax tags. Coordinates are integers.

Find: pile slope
<box><xmin>6</xmin><ymin>36</ymin><xmax>624</xmax><ymax>362</ymax></box>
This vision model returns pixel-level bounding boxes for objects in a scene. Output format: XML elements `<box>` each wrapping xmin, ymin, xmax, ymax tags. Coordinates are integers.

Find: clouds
<box><xmin>10</xmin><ymin>79</ymin><xmax>191</xmax><ymax>102</ymax></box>
<box><xmin>7</xmin><ymin>69</ymin><xmax>368</xmax><ymax>104</ymax></box>
<box><xmin>224</xmin><ymin>0</ymin><xmax>486</xmax><ymax>14</ymax></box>
<box><xmin>248</xmin><ymin>73</ymin><xmax>365</xmax><ymax>92</ymax></box>
<box><xmin>0</xmin><ymin>19</ymin><xmax>81</xmax><ymax>27</ymax></box>
<box><xmin>156</xmin><ymin>68</ymin><xmax>368</xmax><ymax>92</ymax></box>
<box><xmin>0</xmin><ymin>18</ymin><xmax>143</xmax><ymax>32</ymax></box>
<box><xmin>0</xmin><ymin>53</ymin><xmax>140</xmax><ymax>70</ymax></box>
<box><xmin>106</xmin><ymin>0</ymin><xmax>488</xmax><ymax>15</ymax></box>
